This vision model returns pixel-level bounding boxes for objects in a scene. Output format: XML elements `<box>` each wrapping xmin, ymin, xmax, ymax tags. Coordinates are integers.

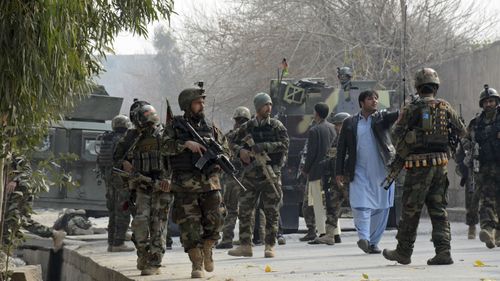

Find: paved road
<box><xmin>71</xmin><ymin>218</ymin><xmax>500</xmax><ymax>281</ymax></box>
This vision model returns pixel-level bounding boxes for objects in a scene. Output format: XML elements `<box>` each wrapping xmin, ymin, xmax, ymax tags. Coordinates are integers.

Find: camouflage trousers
<box><xmin>464</xmin><ymin>175</ymin><xmax>480</xmax><ymax>226</ymax></box>
<box><xmin>172</xmin><ymin>191</ymin><xmax>224</xmax><ymax>252</ymax></box>
<box><xmin>131</xmin><ymin>183</ymin><xmax>172</xmax><ymax>267</ymax></box>
<box><xmin>301</xmin><ymin>184</ymin><xmax>316</xmax><ymax>232</ymax></box>
<box><xmin>220</xmin><ymin>177</ymin><xmax>241</xmax><ymax>244</ymax></box>
<box><xmin>105</xmin><ymin>175</ymin><xmax>131</xmax><ymax>246</ymax></box>
<box><xmin>324</xmin><ymin>176</ymin><xmax>349</xmax><ymax>229</ymax></box>
<box><xmin>23</xmin><ymin>218</ymin><xmax>53</xmax><ymax>238</ymax></box>
<box><xmin>238</xmin><ymin>175</ymin><xmax>283</xmax><ymax>246</ymax></box>
<box><xmin>476</xmin><ymin>163</ymin><xmax>500</xmax><ymax>231</ymax></box>
<box><xmin>395</xmin><ymin>166</ymin><xmax>451</xmax><ymax>256</ymax></box>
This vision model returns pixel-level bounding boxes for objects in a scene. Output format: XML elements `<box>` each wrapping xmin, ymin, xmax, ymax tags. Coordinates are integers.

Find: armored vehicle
<box><xmin>270</xmin><ymin>78</ymin><xmax>398</xmax><ymax>233</ymax></box>
<box><xmin>33</xmin><ymin>92</ymin><xmax>123</xmax><ymax>215</ymax></box>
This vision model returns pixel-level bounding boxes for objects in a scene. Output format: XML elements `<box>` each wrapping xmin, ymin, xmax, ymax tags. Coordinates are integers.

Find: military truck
<box><xmin>270</xmin><ymin>78</ymin><xmax>399</xmax><ymax>233</ymax></box>
<box><xmin>33</xmin><ymin>93</ymin><xmax>123</xmax><ymax>215</ymax></box>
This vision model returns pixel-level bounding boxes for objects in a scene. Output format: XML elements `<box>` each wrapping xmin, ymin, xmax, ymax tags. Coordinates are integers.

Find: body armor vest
<box><xmin>474</xmin><ymin>108</ymin><xmax>500</xmax><ymax>163</ymax></box>
<box><xmin>132</xmin><ymin>127</ymin><xmax>163</xmax><ymax>176</ymax></box>
<box><xmin>170</xmin><ymin>116</ymin><xmax>214</xmax><ymax>172</ymax></box>
<box><xmin>407</xmin><ymin>99</ymin><xmax>449</xmax><ymax>154</ymax></box>
<box><xmin>247</xmin><ymin>120</ymin><xmax>285</xmax><ymax>166</ymax></box>
<box><xmin>97</xmin><ymin>132</ymin><xmax>113</xmax><ymax>167</ymax></box>
<box><xmin>97</xmin><ymin>131</ymin><xmax>123</xmax><ymax>169</ymax></box>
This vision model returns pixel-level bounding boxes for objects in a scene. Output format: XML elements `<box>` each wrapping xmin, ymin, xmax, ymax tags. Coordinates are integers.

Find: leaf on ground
<box><xmin>474</xmin><ymin>260</ymin><xmax>486</xmax><ymax>267</ymax></box>
<box><xmin>362</xmin><ymin>273</ymin><xmax>369</xmax><ymax>279</ymax></box>
<box><xmin>265</xmin><ymin>265</ymin><xmax>272</xmax><ymax>272</ymax></box>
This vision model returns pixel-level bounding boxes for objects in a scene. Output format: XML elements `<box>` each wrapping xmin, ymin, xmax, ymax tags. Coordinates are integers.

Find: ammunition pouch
<box><xmin>132</xmin><ymin>150</ymin><xmax>163</xmax><ymax>174</ymax></box>
<box><xmin>404</xmin><ymin>152</ymin><xmax>448</xmax><ymax>169</ymax></box>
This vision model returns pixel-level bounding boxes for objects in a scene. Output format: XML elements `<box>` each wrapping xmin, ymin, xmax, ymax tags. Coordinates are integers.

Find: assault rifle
<box><xmin>112</xmin><ymin>167</ymin><xmax>153</xmax><ymax>184</ymax></box>
<box><xmin>241</xmin><ymin>135</ymin><xmax>279</xmax><ymax>196</ymax></box>
<box><xmin>178</xmin><ymin>120</ymin><xmax>247</xmax><ymax>191</ymax></box>
<box><xmin>380</xmin><ymin>130</ymin><xmax>413</xmax><ymax>190</ymax></box>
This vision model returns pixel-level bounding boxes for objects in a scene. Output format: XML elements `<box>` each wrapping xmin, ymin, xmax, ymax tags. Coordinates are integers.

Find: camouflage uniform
<box><xmin>323</xmin><ymin>135</ymin><xmax>349</xmax><ymax>233</ymax></box>
<box><xmin>467</xmin><ymin>100</ymin><xmax>500</xmax><ymax>248</ymax></box>
<box><xmin>114</xmin><ymin>104</ymin><xmax>172</xmax><ymax>273</ymax></box>
<box><xmin>3</xmin><ymin>156</ymin><xmax>54</xmax><ymax>245</ymax></box>
<box><xmin>163</xmin><ymin>114</ymin><xmax>226</xmax><ymax>249</ymax></box>
<box><xmin>97</xmin><ymin>116</ymin><xmax>131</xmax><ymax>247</ymax></box>
<box><xmin>53</xmin><ymin>209</ymin><xmax>106</xmax><ymax>235</ymax></box>
<box><xmin>383</xmin><ymin>68</ymin><xmax>466</xmax><ymax>265</ymax></box>
<box><xmin>454</xmin><ymin>140</ymin><xmax>480</xmax><ymax>231</ymax></box>
<box><xmin>230</xmin><ymin>116</ymin><xmax>289</xmax><ymax>252</ymax></box>
<box><xmin>298</xmin><ymin>140</ymin><xmax>317</xmax><ymax>241</ymax></box>
<box><xmin>218</xmin><ymin>129</ymin><xmax>242</xmax><ymax>246</ymax></box>
<box><xmin>163</xmin><ymin>87</ymin><xmax>228</xmax><ymax>278</ymax></box>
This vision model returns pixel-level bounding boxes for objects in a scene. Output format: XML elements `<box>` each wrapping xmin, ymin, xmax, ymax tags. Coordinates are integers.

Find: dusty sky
<box><xmin>112</xmin><ymin>0</ymin><xmax>500</xmax><ymax>55</ymax></box>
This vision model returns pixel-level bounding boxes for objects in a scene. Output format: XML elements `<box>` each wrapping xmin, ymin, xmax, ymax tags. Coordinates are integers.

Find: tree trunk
<box><xmin>0</xmin><ymin>157</ymin><xmax>5</xmax><ymax>237</ymax></box>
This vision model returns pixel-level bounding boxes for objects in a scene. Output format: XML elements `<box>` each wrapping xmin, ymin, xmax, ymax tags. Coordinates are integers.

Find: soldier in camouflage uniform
<box><xmin>454</xmin><ymin>139</ymin><xmax>480</xmax><ymax>239</ymax></box>
<box><xmin>162</xmin><ymin>88</ymin><xmax>227</xmax><ymax>278</ymax></box>
<box><xmin>309</xmin><ymin>112</ymin><xmax>351</xmax><ymax>245</ymax></box>
<box><xmin>114</xmin><ymin>101</ymin><xmax>172</xmax><ymax>276</ymax></box>
<box><xmin>97</xmin><ymin>114</ymin><xmax>134</xmax><ymax>252</ymax></box>
<box><xmin>216</xmin><ymin>106</ymin><xmax>251</xmax><ymax>249</ymax></box>
<box><xmin>465</xmin><ymin>85</ymin><xmax>500</xmax><ymax>249</ymax></box>
<box><xmin>298</xmin><ymin>134</ymin><xmax>317</xmax><ymax>242</ymax></box>
<box><xmin>3</xmin><ymin>154</ymin><xmax>66</xmax><ymax>252</ymax></box>
<box><xmin>383</xmin><ymin>68</ymin><xmax>466</xmax><ymax>265</ymax></box>
<box><xmin>53</xmin><ymin>209</ymin><xmax>106</xmax><ymax>235</ymax></box>
<box><xmin>228</xmin><ymin>92</ymin><xmax>289</xmax><ymax>258</ymax></box>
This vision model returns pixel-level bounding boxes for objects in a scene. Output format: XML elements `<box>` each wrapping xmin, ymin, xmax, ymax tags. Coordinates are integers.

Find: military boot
<box><xmin>141</xmin><ymin>266</ymin><xmax>161</xmax><ymax>276</ymax></box>
<box><xmin>227</xmin><ymin>245</ymin><xmax>253</xmax><ymax>257</ymax></box>
<box><xmin>468</xmin><ymin>225</ymin><xmax>476</xmax><ymax>240</ymax></box>
<box><xmin>52</xmin><ymin>230</ymin><xmax>66</xmax><ymax>252</ymax></box>
<box><xmin>309</xmin><ymin>225</ymin><xmax>335</xmax><ymax>245</ymax></box>
<box><xmin>299</xmin><ymin>228</ymin><xmax>317</xmax><ymax>242</ymax></box>
<box><xmin>108</xmin><ymin>244</ymin><xmax>135</xmax><ymax>252</ymax></box>
<box><xmin>495</xmin><ymin>229</ymin><xmax>500</xmax><ymax>247</ymax></box>
<box><xmin>136</xmin><ymin>251</ymin><xmax>148</xmax><ymax>270</ymax></box>
<box><xmin>334</xmin><ymin>235</ymin><xmax>342</xmax><ymax>244</ymax></box>
<box><xmin>382</xmin><ymin>249</ymin><xmax>411</xmax><ymax>265</ymax></box>
<box><xmin>479</xmin><ymin>228</ymin><xmax>496</xmax><ymax>249</ymax></box>
<box><xmin>277</xmin><ymin>234</ymin><xmax>286</xmax><ymax>245</ymax></box>
<box><xmin>264</xmin><ymin>244</ymin><xmax>275</xmax><ymax>258</ymax></box>
<box><xmin>188</xmin><ymin>248</ymin><xmax>205</xmax><ymax>278</ymax></box>
<box><xmin>203</xmin><ymin>240</ymin><xmax>215</xmax><ymax>272</ymax></box>
<box><xmin>427</xmin><ymin>251</ymin><xmax>454</xmax><ymax>265</ymax></box>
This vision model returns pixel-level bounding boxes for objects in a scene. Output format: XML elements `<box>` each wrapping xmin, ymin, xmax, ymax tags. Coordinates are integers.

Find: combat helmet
<box><xmin>328</xmin><ymin>112</ymin><xmax>351</xmax><ymax>124</ymax></box>
<box><xmin>337</xmin><ymin>66</ymin><xmax>353</xmax><ymax>78</ymax></box>
<box><xmin>479</xmin><ymin>84</ymin><xmax>500</xmax><ymax>108</ymax></box>
<box><xmin>111</xmin><ymin>114</ymin><xmax>131</xmax><ymax>131</ymax></box>
<box><xmin>178</xmin><ymin>88</ymin><xmax>206</xmax><ymax>111</ymax></box>
<box><xmin>131</xmin><ymin>104</ymin><xmax>159</xmax><ymax>127</ymax></box>
<box><xmin>233</xmin><ymin>106</ymin><xmax>251</xmax><ymax>120</ymax></box>
<box><xmin>129</xmin><ymin>99</ymin><xmax>150</xmax><ymax>124</ymax></box>
<box><xmin>414</xmin><ymin>68</ymin><xmax>440</xmax><ymax>88</ymax></box>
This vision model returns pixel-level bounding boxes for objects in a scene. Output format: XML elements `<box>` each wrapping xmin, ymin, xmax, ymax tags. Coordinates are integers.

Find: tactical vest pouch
<box><xmin>133</xmin><ymin>151</ymin><xmax>163</xmax><ymax>174</ymax></box>
<box><xmin>421</xmin><ymin>106</ymin><xmax>433</xmax><ymax>131</ymax></box>
<box><xmin>405</xmin><ymin>130</ymin><xmax>417</xmax><ymax>144</ymax></box>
